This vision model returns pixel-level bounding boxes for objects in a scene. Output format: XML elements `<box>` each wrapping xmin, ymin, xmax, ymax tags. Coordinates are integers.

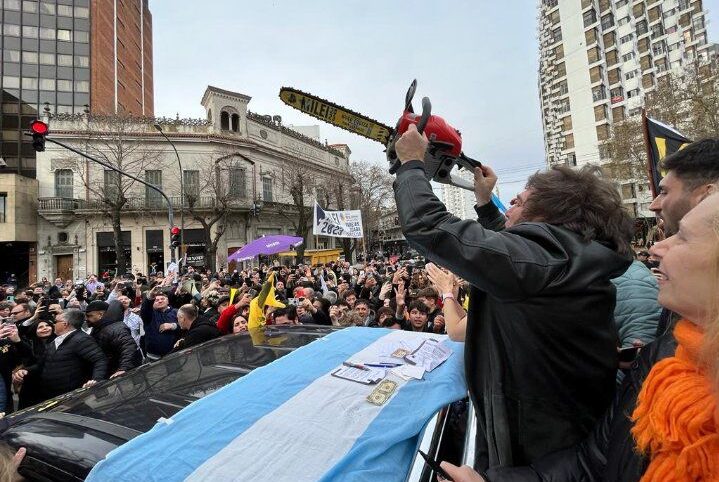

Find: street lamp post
<box><xmin>154</xmin><ymin>124</ymin><xmax>184</xmax><ymax>261</ymax></box>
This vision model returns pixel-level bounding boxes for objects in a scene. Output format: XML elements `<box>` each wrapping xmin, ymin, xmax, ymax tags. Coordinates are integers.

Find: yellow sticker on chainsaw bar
<box><xmin>279</xmin><ymin>89</ymin><xmax>392</xmax><ymax>145</ymax></box>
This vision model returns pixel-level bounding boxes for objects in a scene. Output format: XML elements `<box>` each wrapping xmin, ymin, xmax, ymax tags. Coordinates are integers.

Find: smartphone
<box><xmin>417</xmin><ymin>450</ymin><xmax>454</xmax><ymax>481</ymax></box>
<box><xmin>619</xmin><ymin>346</ymin><xmax>640</xmax><ymax>363</ymax></box>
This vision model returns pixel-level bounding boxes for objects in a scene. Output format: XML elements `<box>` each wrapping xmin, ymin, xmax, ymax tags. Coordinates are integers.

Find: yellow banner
<box><xmin>279</xmin><ymin>89</ymin><xmax>392</xmax><ymax>145</ymax></box>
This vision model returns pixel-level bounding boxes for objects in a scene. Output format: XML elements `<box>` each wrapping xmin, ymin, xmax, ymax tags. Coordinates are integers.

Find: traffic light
<box><xmin>29</xmin><ymin>120</ymin><xmax>49</xmax><ymax>152</ymax></box>
<box><xmin>170</xmin><ymin>226</ymin><xmax>181</xmax><ymax>248</ymax></box>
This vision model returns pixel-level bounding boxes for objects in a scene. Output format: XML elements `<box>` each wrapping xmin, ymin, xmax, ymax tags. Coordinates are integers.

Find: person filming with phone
<box><xmin>392</xmin><ymin>125</ymin><xmax>635</xmax><ymax>471</ymax></box>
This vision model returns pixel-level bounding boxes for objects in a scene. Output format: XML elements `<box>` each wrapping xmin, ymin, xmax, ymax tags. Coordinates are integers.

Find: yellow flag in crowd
<box><xmin>248</xmin><ymin>271</ymin><xmax>285</xmax><ymax>330</ymax></box>
<box><xmin>229</xmin><ymin>288</ymin><xmax>238</xmax><ymax>305</ymax></box>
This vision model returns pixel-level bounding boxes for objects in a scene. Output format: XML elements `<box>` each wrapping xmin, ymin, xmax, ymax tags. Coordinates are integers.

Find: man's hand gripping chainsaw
<box><xmin>279</xmin><ymin>80</ymin><xmax>481</xmax><ymax>192</ymax></box>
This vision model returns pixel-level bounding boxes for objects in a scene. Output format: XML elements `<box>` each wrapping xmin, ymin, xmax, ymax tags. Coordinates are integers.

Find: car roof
<box><xmin>3</xmin><ymin>325</ymin><xmax>335</xmax><ymax>480</ymax></box>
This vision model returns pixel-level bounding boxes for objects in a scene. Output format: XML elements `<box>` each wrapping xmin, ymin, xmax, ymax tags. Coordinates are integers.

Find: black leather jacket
<box><xmin>486</xmin><ymin>332</ymin><xmax>677</xmax><ymax>481</ymax></box>
<box><xmin>393</xmin><ymin>161</ymin><xmax>632</xmax><ymax>470</ymax></box>
<box><xmin>91</xmin><ymin>301</ymin><xmax>142</xmax><ymax>374</ymax></box>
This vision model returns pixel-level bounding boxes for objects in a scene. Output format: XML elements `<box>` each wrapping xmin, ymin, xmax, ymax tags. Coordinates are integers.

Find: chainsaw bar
<box><xmin>279</xmin><ymin>87</ymin><xmax>393</xmax><ymax>145</ymax></box>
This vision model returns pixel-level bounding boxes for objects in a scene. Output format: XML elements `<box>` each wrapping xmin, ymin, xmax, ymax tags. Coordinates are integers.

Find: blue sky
<box><xmin>151</xmin><ymin>0</ymin><xmax>719</xmax><ymax>203</ymax></box>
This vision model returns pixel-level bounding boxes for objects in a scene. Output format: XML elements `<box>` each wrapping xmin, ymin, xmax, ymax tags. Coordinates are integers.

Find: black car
<box><xmin>1</xmin><ymin>326</ymin><xmax>471</xmax><ymax>481</ymax></box>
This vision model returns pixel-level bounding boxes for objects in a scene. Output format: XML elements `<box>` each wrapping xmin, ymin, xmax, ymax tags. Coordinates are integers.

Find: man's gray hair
<box><xmin>63</xmin><ymin>308</ymin><xmax>86</xmax><ymax>329</ymax></box>
<box><xmin>178</xmin><ymin>304</ymin><xmax>198</xmax><ymax>321</ymax></box>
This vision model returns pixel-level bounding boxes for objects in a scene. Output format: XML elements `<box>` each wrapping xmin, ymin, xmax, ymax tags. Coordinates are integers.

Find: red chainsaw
<box><xmin>279</xmin><ymin>80</ymin><xmax>481</xmax><ymax>192</ymax></box>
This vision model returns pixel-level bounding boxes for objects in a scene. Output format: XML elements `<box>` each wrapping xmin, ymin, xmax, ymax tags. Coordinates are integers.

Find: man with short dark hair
<box><xmin>13</xmin><ymin>309</ymin><xmax>107</xmax><ymax>401</ymax></box>
<box><xmin>417</xmin><ymin>287</ymin><xmax>444</xmax><ymax>333</ymax></box>
<box><xmin>85</xmin><ymin>300</ymin><xmax>141</xmax><ymax>378</ymax></box>
<box><xmin>354</xmin><ymin>299</ymin><xmax>375</xmax><ymax>327</ymax></box>
<box><xmin>173</xmin><ymin>304</ymin><xmax>221</xmax><ymax>351</ymax></box>
<box><xmin>406</xmin><ymin>300</ymin><xmax>431</xmax><ymax>333</ymax></box>
<box><xmin>649</xmin><ymin>138</ymin><xmax>719</xmax><ymax>337</ymax></box>
<box><xmin>393</xmin><ymin>125</ymin><xmax>634</xmax><ymax>470</ymax></box>
<box><xmin>140</xmin><ymin>286</ymin><xmax>180</xmax><ymax>360</ymax></box>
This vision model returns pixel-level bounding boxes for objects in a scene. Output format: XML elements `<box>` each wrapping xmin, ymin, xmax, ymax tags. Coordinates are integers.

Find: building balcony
<box><xmin>38</xmin><ymin>197</ymin><xmax>86</xmax><ymax>228</ymax></box>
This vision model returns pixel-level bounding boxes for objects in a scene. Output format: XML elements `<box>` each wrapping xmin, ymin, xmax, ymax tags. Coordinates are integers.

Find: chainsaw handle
<box><xmin>389</xmin><ymin>96</ymin><xmax>433</xmax><ymax>175</ymax></box>
<box><xmin>416</xmin><ymin>97</ymin><xmax>431</xmax><ymax>135</ymax></box>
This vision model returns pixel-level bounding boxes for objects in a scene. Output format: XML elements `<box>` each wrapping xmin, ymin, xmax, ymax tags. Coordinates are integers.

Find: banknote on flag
<box><xmin>86</xmin><ymin>328</ymin><xmax>466</xmax><ymax>482</ymax></box>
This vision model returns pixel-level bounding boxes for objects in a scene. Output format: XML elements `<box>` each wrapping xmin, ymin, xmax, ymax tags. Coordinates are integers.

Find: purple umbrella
<box><xmin>228</xmin><ymin>235</ymin><xmax>304</xmax><ymax>263</ymax></box>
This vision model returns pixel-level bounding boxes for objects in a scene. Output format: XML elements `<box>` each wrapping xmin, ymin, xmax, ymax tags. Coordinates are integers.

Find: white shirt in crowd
<box><xmin>54</xmin><ymin>329</ymin><xmax>77</xmax><ymax>350</ymax></box>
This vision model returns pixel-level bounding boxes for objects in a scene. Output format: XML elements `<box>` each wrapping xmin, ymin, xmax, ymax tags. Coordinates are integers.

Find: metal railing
<box><xmin>38</xmin><ymin>197</ymin><xmax>86</xmax><ymax>211</ymax></box>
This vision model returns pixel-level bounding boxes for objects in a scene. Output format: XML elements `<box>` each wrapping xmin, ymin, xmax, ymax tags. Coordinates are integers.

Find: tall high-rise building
<box><xmin>0</xmin><ymin>0</ymin><xmax>153</xmax><ymax>285</ymax></box>
<box><xmin>538</xmin><ymin>0</ymin><xmax>714</xmax><ymax>214</ymax></box>
<box><xmin>439</xmin><ymin>170</ymin><xmax>476</xmax><ymax>220</ymax></box>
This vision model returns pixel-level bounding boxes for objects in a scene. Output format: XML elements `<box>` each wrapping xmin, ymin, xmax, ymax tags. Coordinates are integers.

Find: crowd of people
<box><xmin>0</xmin><ymin>249</ymin><xmax>471</xmax><ymax>414</ymax></box>
<box><xmin>0</xmin><ymin>133</ymin><xmax>716</xmax><ymax>482</ymax></box>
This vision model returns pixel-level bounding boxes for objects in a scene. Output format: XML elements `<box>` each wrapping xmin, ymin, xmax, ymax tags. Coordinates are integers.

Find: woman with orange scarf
<box><xmin>440</xmin><ymin>193</ymin><xmax>719</xmax><ymax>481</ymax></box>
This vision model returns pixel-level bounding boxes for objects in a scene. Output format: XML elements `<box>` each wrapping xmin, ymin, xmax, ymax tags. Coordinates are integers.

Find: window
<box><xmin>228</xmin><ymin>168</ymin><xmax>246</xmax><ymax>197</ymax></box>
<box><xmin>220</xmin><ymin>111</ymin><xmax>230</xmax><ymax>130</ymax></box>
<box><xmin>651</xmin><ymin>23</ymin><xmax>664</xmax><ymax>39</ymax></box>
<box><xmin>104</xmin><ymin>170</ymin><xmax>119</xmax><ymax>200</ymax></box>
<box><xmin>622</xmin><ymin>52</ymin><xmax>635</xmax><ymax>62</ymax></box>
<box><xmin>567</xmin><ymin>153</ymin><xmax>577</xmax><ymax>167</ymax></box>
<box><xmin>231</xmin><ymin>114</ymin><xmax>240</xmax><ymax>132</ymax></box>
<box><xmin>57</xmin><ymin>55</ymin><xmax>73</xmax><ymax>66</ymax></box>
<box><xmin>262</xmin><ymin>177</ymin><xmax>273</xmax><ymax>202</ymax></box>
<box><xmin>74</xmin><ymin>31</ymin><xmax>89</xmax><ymax>43</ymax></box>
<box><xmin>57</xmin><ymin>29</ymin><xmax>72</xmax><ymax>41</ymax></box>
<box><xmin>636</xmin><ymin>20</ymin><xmax>648</xmax><ymax>35</ymax></box>
<box><xmin>2</xmin><ymin>24</ymin><xmax>20</xmax><ymax>36</ymax></box>
<box><xmin>22</xmin><ymin>1</ymin><xmax>37</xmax><ymax>12</ymax></box>
<box><xmin>22</xmin><ymin>26</ymin><xmax>38</xmax><ymax>38</ymax></box>
<box><xmin>666</xmin><ymin>25</ymin><xmax>677</xmax><ymax>35</ymax></box>
<box><xmin>21</xmin><ymin>78</ymin><xmax>38</xmax><ymax>90</ymax></box>
<box><xmin>39</xmin><ymin>78</ymin><xmax>55</xmax><ymax>90</ymax></box>
<box><xmin>627</xmin><ymin>88</ymin><xmax>640</xmax><ymax>98</ymax></box>
<box><xmin>145</xmin><ymin>170</ymin><xmax>163</xmax><ymax>207</ymax></box>
<box><xmin>615</xmin><ymin>0</ymin><xmax>628</xmax><ymax>8</ymax></box>
<box><xmin>74</xmin><ymin>56</ymin><xmax>89</xmax><ymax>68</ymax></box>
<box><xmin>583</xmin><ymin>9</ymin><xmax>597</xmax><ymax>27</ymax></box>
<box><xmin>39</xmin><ymin>53</ymin><xmax>55</xmax><ymax>65</ymax></box>
<box><xmin>55</xmin><ymin>169</ymin><xmax>74</xmax><ymax>198</ymax></box>
<box><xmin>57</xmin><ymin>4</ymin><xmax>72</xmax><ymax>16</ymax></box>
<box><xmin>57</xmin><ymin>80</ymin><xmax>72</xmax><ymax>92</ymax></box>
<box><xmin>3</xmin><ymin>50</ymin><xmax>20</xmax><ymax>63</ymax></box>
<box><xmin>74</xmin><ymin>6</ymin><xmax>89</xmax><ymax>18</ymax></box>
<box><xmin>556</xmin><ymin>98</ymin><xmax>570</xmax><ymax>113</ymax></box>
<box><xmin>625</xmin><ymin>70</ymin><xmax>638</xmax><ymax>80</ymax></box>
<box><xmin>620</xmin><ymin>34</ymin><xmax>633</xmax><ymax>44</ymax></box>
<box><xmin>39</xmin><ymin>27</ymin><xmax>56</xmax><ymax>40</ymax></box>
<box><xmin>653</xmin><ymin>41</ymin><xmax>666</xmax><ymax>56</ymax></box>
<box><xmin>601</xmin><ymin>13</ymin><xmax>614</xmax><ymax>29</ymax></box>
<box><xmin>0</xmin><ymin>193</ymin><xmax>6</xmax><ymax>223</ymax></box>
<box><xmin>594</xmin><ymin>103</ymin><xmax>608</xmax><ymax>121</ymax></box>
<box><xmin>40</xmin><ymin>1</ymin><xmax>55</xmax><ymax>14</ymax></box>
<box><xmin>558</xmin><ymin>80</ymin><xmax>568</xmax><ymax>95</ymax></box>
<box><xmin>74</xmin><ymin>81</ymin><xmax>89</xmax><ymax>93</ymax></box>
<box><xmin>3</xmin><ymin>0</ymin><xmax>20</xmax><ymax>9</ymax></box>
<box><xmin>2</xmin><ymin>76</ymin><xmax>20</xmax><ymax>89</ymax></box>
<box><xmin>621</xmin><ymin>183</ymin><xmax>636</xmax><ymax>199</ymax></box>
<box><xmin>183</xmin><ymin>170</ymin><xmax>200</xmax><ymax>199</ymax></box>
<box><xmin>618</xmin><ymin>16</ymin><xmax>630</xmax><ymax>26</ymax></box>
<box><xmin>552</xmin><ymin>27</ymin><xmax>562</xmax><ymax>43</ymax></box>
<box><xmin>22</xmin><ymin>51</ymin><xmax>38</xmax><ymax>63</ymax></box>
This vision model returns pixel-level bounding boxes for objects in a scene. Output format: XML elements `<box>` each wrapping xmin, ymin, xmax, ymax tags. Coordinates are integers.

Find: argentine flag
<box><xmin>87</xmin><ymin>328</ymin><xmax>466</xmax><ymax>481</ymax></box>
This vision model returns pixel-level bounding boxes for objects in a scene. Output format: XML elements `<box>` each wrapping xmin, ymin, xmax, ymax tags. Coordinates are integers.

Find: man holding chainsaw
<box><xmin>392</xmin><ymin>125</ymin><xmax>634</xmax><ymax>471</ymax></box>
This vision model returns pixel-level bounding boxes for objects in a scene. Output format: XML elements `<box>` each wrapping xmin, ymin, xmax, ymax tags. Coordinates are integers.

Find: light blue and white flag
<box><xmin>87</xmin><ymin>328</ymin><xmax>466</xmax><ymax>482</ymax></box>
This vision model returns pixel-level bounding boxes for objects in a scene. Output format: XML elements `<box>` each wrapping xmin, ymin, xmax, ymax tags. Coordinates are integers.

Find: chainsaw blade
<box><xmin>279</xmin><ymin>87</ymin><xmax>393</xmax><ymax>145</ymax></box>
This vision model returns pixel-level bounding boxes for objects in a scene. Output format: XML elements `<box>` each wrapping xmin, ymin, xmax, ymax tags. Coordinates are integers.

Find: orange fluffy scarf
<box><xmin>631</xmin><ymin>320</ymin><xmax>719</xmax><ymax>481</ymax></box>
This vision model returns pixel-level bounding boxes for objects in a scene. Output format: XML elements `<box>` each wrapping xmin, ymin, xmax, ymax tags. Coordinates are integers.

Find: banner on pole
<box><xmin>645</xmin><ymin>117</ymin><xmax>691</xmax><ymax>194</ymax></box>
<box><xmin>313</xmin><ymin>202</ymin><xmax>363</xmax><ymax>238</ymax></box>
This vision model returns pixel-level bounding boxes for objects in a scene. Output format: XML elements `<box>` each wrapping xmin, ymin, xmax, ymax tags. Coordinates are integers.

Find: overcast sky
<box><xmin>151</xmin><ymin>0</ymin><xmax>719</xmax><ymax>203</ymax></box>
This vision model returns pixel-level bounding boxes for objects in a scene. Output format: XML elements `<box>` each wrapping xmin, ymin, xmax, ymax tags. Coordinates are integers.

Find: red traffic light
<box><xmin>171</xmin><ymin>227</ymin><xmax>181</xmax><ymax>235</ymax></box>
<box><xmin>30</xmin><ymin>120</ymin><xmax>49</xmax><ymax>135</ymax></box>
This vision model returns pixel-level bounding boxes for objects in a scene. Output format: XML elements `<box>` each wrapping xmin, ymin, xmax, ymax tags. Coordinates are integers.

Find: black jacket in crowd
<box><xmin>90</xmin><ymin>301</ymin><xmax>142</xmax><ymax>375</ymax></box>
<box><xmin>26</xmin><ymin>330</ymin><xmax>108</xmax><ymax>400</ymax></box>
<box><xmin>173</xmin><ymin>317</ymin><xmax>221</xmax><ymax>352</ymax></box>
<box><xmin>486</xmin><ymin>332</ymin><xmax>677</xmax><ymax>482</ymax></box>
<box><xmin>393</xmin><ymin>160</ymin><xmax>632</xmax><ymax>471</ymax></box>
